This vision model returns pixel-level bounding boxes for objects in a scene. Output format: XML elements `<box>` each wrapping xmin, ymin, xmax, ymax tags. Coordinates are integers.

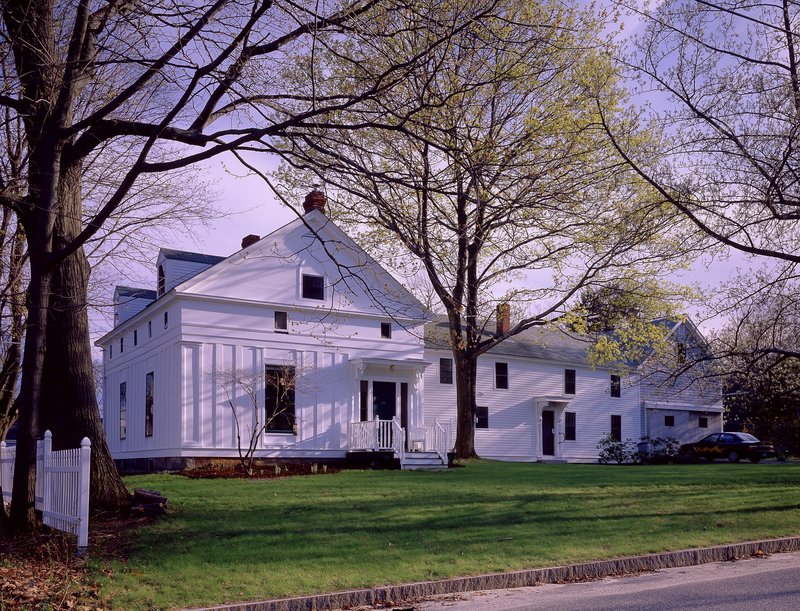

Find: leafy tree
<box><xmin>276</xmin><ymin>0</ymin><xmax>696</xmax><ymax>457</ymax></box>
<box><xmin>606</xmin><ymin>0</ymin><xmax>800</xmax><ymax>360</ymax></box>
<box><xmin>717</xmin><ymin>295</ymin><xmax>800</xmax><ymax>456</ymax></box>
<box><xmin>0</xmin><ymin>0</ymin><xmax>489</xmax><ymax>529</ymax></box>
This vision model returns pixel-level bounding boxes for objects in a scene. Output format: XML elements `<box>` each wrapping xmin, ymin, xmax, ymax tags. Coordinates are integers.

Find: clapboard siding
<box><xmin>646</xmin><ymin>408</ymin><xmax>723</xmax><ymax>443</ymax></box>
<box><xmin>423</xmin><ymin>349</ymin><xmax>640</xmax><ymax>462</ymax></box>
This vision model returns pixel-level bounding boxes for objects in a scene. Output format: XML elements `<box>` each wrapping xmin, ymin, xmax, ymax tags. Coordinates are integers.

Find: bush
<box><xmin>597</xmin><ymin>434</ymin><xmax>638</xmax><ymax>464</ymax></box>
<box><xmin>597</xmin><ymin>435</ymin><xmax>681</xmax><ymax>465</ymax></box>
<box><xmin>637</xmin><ymin>436</ymin><xmax>681</xmax><ymax>464</ymax></box>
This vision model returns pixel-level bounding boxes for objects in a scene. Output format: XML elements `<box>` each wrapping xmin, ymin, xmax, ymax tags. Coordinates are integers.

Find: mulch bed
<box><xmin>179</xmin><ymin>461</ymin><xmax>342</xmax><ymax>479</ymax></box>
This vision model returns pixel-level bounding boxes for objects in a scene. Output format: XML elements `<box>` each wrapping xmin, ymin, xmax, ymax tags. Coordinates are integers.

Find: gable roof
<box><xmin>425</xmin><ymin>319</ymin><xmax>594</xmax><ymax>366</ymax></box>
<box><xmin>175</xmin><ymin>209</ymin><xmax>429</xmax><ymax>321</ymax></box>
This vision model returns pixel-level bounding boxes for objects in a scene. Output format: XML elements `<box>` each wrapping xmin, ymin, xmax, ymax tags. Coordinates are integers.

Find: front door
<box><xmin>372</xmin><ymin>381</ymin><xmax>396</xmax><ymax>420</ymax></box>
<box><xmin>542</xmin><ymin>410</ymin><xmax>555</xmax><ymax>456</ymax></box>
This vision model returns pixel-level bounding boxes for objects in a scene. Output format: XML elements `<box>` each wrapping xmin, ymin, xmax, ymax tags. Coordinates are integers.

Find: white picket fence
<box><xmin>0</xmin><ymin>430</ymin><xmax>91</xmax><ymax>552</ymax></box>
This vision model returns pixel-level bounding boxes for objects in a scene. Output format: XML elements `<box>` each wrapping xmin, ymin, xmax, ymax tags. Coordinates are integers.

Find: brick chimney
<box><xmin>241</xmin><ymin>234</ymin><xmax>260</xmax><ymax>249</ymax></box>
<box><xmin>303</xmin><ymin>190</ymin><xmax>326</xmax><ymax>215</ymax></box>
<box><xmin>496</xmin><ymin>303</ymin><xmax>511</xmax><ymax>336</ymax></box>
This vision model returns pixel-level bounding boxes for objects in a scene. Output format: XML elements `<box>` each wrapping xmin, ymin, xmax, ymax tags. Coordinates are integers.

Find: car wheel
<box><xmin>727</xmin><ymin>451</ymin><xmax>740</xmax><ymax>463</ymax></box>
<box><xmin>750</xmin><ymin>457</ymin><xmax>761</xmax><ymax>463</ymax></box>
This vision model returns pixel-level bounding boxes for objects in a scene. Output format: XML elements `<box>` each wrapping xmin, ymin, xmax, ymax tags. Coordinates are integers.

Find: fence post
<box><xmin>0</xmin><ymin>440</ymin><xmax>6</xmax><ymax>502</ymax></box>
<box><xmin>77</xmin><ymin>437</ymin><xmax>91</xmax><ymax>555</ymax></box>
<box><xmin>42</xmin><ymin>430</ymin><xmax>52</xmax><ymax>515</ymax></box>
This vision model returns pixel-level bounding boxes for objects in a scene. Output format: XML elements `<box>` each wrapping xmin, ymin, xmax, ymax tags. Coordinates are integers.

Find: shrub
<box><xmin>636</xmin><ymin>436</ymin><xmax>681</xmax><ymax>464</ymax></box>
<box><xmin>597</xmin><ymin>434</ymin><xmax>638</xmax><ymax>464</ymax></box>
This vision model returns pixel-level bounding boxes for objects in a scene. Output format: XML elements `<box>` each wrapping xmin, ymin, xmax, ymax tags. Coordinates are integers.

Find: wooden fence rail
<box><xmin>0</xmin><ymin>431</ymin><xmax>91</xmax><ymax>554</ymax></box>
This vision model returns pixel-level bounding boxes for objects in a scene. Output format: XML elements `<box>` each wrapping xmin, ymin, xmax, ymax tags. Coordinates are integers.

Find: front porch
<box><xmin>347</xmin><ymin>417</ymin><xmax>454</xmax><ymax>470</ymax></box>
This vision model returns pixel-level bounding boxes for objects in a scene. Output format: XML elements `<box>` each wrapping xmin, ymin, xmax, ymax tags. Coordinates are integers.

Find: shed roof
<box><xmin>114</xmin><ymin>286</ymin><xmax>157</xmax><ymax>300</ymax></box>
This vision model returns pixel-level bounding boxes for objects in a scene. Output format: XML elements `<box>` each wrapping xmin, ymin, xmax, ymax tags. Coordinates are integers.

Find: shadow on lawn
<box><xmin>132</xmin><ymin>474</ymin><xmax>800</xmax><ymax>569</ymax></box>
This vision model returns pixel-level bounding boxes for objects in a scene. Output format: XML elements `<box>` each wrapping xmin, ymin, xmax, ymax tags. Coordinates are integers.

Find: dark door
<box><xmin>542</xmin><ymin>410</ymin><xmax>555</xmax><ymax>456</ymax></box>
<box><xmin>372</xmin><ymin>381</ymin><xmax>396</xmax><ymax>420</ymax></box>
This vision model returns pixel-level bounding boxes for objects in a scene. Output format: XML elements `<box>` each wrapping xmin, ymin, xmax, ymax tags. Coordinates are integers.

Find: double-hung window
<box><xmin>266</xmin><ymin>366</ymin><xmax>296</xmax><ymax>433</ymax></box>
<box><xmin>440</xmin><ymin>358</ymin><xmax>453</xmax><ymax>384</ymax></box>
<box><xmin>495</xmin><ymin>362</ymin><xmax>509</xmax><ymax>389</ymax></box>
<box><xmin>302</xmin><ymin>274</ymin><xmax>325</xmax><ymax>300</ymax></box>
<box><xmin>564</xmin><ymin>411</ymin><xmax>576</xmax><ymax>441</ymax></box>
<box><xmin>564</xmin><ymin>369</ymin><xmax>576</xmax><ymax>395</ymax></box>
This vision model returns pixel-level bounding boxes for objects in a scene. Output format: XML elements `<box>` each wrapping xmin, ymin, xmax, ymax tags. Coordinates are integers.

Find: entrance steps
<box><xmin>402</xmin><ymin>451</ymin><xmax>447</xmax><ymax>471</ymax></box>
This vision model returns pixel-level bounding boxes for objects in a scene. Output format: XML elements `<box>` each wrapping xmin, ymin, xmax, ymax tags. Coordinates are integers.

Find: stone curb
<box><xmin>190</xmin><ymin>536</ymin><xmax>800</xmax><ymax>611</ymax></box>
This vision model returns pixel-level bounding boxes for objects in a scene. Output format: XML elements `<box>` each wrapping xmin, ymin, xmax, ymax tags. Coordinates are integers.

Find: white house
<box><xmin>425</xmin><ymin>315</ymin><xmax>723</xmax><ymax>463</ymax></box>
<box><xmin>97</xmin><ymin>191</ymin><xmax>722</xmax><ymax>470</ymax></box>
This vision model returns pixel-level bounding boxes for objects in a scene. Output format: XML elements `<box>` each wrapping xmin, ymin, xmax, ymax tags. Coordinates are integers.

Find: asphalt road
<box><xmin>416</xmin><ymin>551</ymin><xmax>800</xmax><ymax>611</ymax></box>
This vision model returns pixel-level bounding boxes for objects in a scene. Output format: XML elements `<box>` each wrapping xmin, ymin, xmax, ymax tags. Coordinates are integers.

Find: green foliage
<box><xmin>596</xmin><ymin>434</ymin><xmax>638</xmax><ymax>464</ymax></box>
<box><xmin>96</xmin><ymin>461</ymin><xmax>800</xmax><ymax>608</ymax></box>
<box><xmin>597</xmin><ymin>435</ymin><xmax>681</xmax><ymax>464</ymax></box>
<box><xmin>725</xmin><ymin>359</ymin><xmax>800</xmax><ymax>458</ymax></box>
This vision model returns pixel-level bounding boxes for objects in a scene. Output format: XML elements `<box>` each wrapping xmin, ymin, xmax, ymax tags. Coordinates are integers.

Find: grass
<box><xmin>99</xmin><ymin>460</ymin><xmax>800</xmax><ymax>609</ymax></box>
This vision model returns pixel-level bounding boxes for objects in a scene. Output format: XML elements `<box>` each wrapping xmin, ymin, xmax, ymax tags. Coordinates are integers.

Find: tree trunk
<box><xmin>9</xmin><ymin>262</ymin><xmax>51</xmax><ymax>530</ymax></box>
<box><xmin>0</xmin><ymin>224</ymin><xmax>26</xmax><ymax>442</ymax></box>
<box><xmin>40</xmin><ymin>166</ymin><xmax>129</xmax><ymax>510</ymax></box>
<box><xmin>453</xmin><ymin>350</ymin><xmax>478</xmax><ymax>459</ymax></box>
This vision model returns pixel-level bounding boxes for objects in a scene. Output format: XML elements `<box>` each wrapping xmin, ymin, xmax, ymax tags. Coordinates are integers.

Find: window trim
<box><xmin>133</xmin><ymin>329</ymin><xmax>138</xmax><ymax>347</ymax></box>
<box><xmin>495</xmin><ymin>362</ymin><xmax>509</xmax><ymax>390</ymax></box>
<box><xmin>564</xmin><ymin>411</ymin><xmax>576</xmax><ymax>441</ymax></box>
<box><xmin>301</xmin><ymin>273</ymin><xmax>325</xmax><ymax>301</ymax></box>
<box><xmin>380</xmin><ymin>322</ymin><xmax>392</xmax><ymax>339</ymax></box>
<box><xmin>699</xmin><ymin>416</ymin><xmax>708</xmax><ymax>428</ymax></box>
<box><xmin>148</xmin><ymin>320</ymin><xmax>152</xmax><ymax>338</ymax></box>
<box><xmin>163</xmin><ymin>311</ymin><xmax>169</xmax><ymax>329</ymax></box>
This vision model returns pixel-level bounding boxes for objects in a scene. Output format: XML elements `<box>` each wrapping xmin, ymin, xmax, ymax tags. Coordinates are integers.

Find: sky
<box><xmin>92</xmin><ymin>0</ymin><xmax>756</xmax><ymax>346</ymax></box>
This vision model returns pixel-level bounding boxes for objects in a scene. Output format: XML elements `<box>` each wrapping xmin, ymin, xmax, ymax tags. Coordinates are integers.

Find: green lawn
<box><xmin>99</xmin><ymin>460</ymin><xmax>800</xmax><ymax>609</ymax></box>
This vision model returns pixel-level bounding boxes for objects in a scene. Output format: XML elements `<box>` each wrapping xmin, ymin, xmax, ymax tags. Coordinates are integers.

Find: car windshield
<box><xmin>736</xmin><ymin>433</ymin><xmax>760</xmax><ymax>442</ymax></box>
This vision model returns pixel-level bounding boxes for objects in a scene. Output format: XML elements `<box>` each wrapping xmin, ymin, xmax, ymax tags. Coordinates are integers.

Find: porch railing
<box><xmin>408</xmin><ymin>419</ymin><xmax>454</xmax><ymax>461</ymax></box>
<box><xmin>348</xmin><ymin>416</ymin><xmax>400</xmax><ymax>452</ymax></box>
<box><xmin>348</xmin><ymin>417</ymin><xmax>454</xmax><ymax>464</ymax></box>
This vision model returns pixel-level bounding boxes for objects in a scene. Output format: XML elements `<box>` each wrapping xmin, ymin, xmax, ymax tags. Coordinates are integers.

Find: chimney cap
<box><xmin>241</xmin><ymin>234</ymin><xmax>260</xmax><ymax>249</ymax></box>
<box><xmin>303</xmin><ymin>190</ymin><xmax>326</xmax><ymax>215</ymax></box>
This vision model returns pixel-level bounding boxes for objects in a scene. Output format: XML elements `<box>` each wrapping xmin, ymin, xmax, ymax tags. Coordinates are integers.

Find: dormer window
<box><xmin>157</xmin><ymin>264</ymin><xmax>165</xmax><ymax>296</ymax></box>
<box><xmin>302</xmin><ymin>274</ymin><xmax>324</xmax><ymax>300</ymax></box>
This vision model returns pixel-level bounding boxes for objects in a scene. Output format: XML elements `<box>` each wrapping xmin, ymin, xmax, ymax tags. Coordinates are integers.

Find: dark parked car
<box><xmin>679</xmin><ymin>432</ymin><xmax>776</xmax><ymax>463</ymax></box>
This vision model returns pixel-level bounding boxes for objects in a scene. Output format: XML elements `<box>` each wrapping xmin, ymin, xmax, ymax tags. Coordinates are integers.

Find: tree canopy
<box><xmin>275</xmin><ymin>0</ymin><xmax>698</xmax><ymax>457</ymax></box>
